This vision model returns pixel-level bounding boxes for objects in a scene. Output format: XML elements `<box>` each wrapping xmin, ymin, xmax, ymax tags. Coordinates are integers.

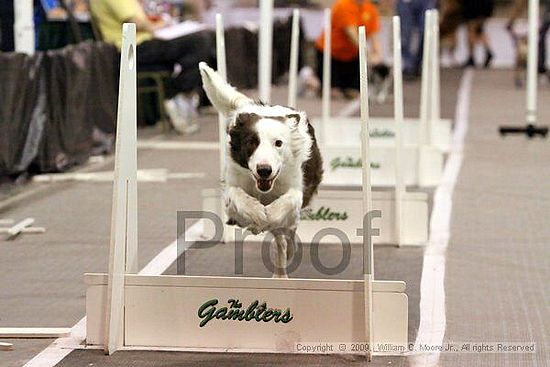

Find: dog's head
<box><xmin>199</xmin><ymin>62</ymin><xmax>313</xmax><ymax>193</ymax></box>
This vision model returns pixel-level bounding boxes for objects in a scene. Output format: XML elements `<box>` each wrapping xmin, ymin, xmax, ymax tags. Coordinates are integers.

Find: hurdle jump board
<box><xmin>317</xmin><ymin>117</ymin><xmax>452</xmax><ymax>153</ymax></box>
<box><xmin>202</xmin><ymin>189</ymin><xmax>428</xmax><ymax>246</ymax></box>
<box><xmin>320</xmin><ymin>141</ymin><xmax>443</xmax><ymax>188</ymax></box>
<box><xmin>85</xmin><ymin>274</ymin><xmax>408</xmax><ymax>354</ymax></box>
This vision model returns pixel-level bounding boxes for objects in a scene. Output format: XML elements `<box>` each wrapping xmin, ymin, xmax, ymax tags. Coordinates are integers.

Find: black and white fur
<box><xmin>199</xmin><ymin>62</ymin><xmax>323</xmax><ymax>278</ymax></box>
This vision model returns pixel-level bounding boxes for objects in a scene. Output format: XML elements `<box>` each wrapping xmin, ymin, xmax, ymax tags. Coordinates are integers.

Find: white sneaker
<box><xmin>175</xmin><ymin>93</ymin><xmax>199</xmax><ymax>120</ymax></box>
<box><xmin>298</xmin><ymin>66</ymin><xmax>320</xmax><ymax>98</ymax></box>
<box><xmin>164</xmin><ymin>98</ymin><xmax>199</xmax><ymax>135</ymax></box>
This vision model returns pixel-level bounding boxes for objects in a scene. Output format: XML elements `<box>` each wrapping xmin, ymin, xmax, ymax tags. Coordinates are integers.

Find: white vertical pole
<box><xmin>393</xmin><ymin>17</ymin><xmax>404</xmax><ymax>247</ymax></box>
<box><xmin>258</xmin><ymin>0</ymin><xmax>274</xmax><ymax>103</ymax></box>
<box><xmin>105</xmin><ymin>23</ymin><xmax>138</xmax><ymax>355</ymax></box>
<box><xmin>288</xmin><ymin>9</ymin><xmax>300</xmax><ymax>108</ymax></box>
<box><xmin>321</xmin><ymin>8</ymin><xmax>332</xmax><ymax>143</ymax></box>
<box><xmin>418</xmin><ymin>10</ymin><xmax>433</xmax><ymax>186</ymax></box>
<box><xmin>216</xmin><ymin>13</ymin><xmax>230</xmax><ymax>244</ymax></box>
<box><xmin>359</xmin><ymin>25</ymin><xmax>374</xmax><ymax>362</ymax></box>
<box><xmin>216</xmin><ymin>14</ymin><xmax>227</xmax><ymax>182</ymax></box>
<box><xmin>431</xmin><ymin>10</ymin><xmax>441</xmax><ymax>128</ymax></box>
<box><xmin>419</xmin><ymin>10</ymin><xmax>433</xmax><ymax>145</ymax></box>
<box><xmin>526</xmin><ymin>0</ymin><xmax>539</xmax><ymax>125</ymax></box>
<box><xmin>14</xmin><ymin>0</ymin><xmax>35</xmax><ymax>54</ymax></box>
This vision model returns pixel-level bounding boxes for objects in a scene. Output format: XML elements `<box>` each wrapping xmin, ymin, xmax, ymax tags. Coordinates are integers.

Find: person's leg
<box><xmin>340</xmin><ymin>57</ymin><xmax>360</xmax><ymax>97</ymax></box>
<box><xmin>463</xmin><ymin>21</ymin><xmax>477</xmax><ymax>67</ymax></box>
<box><xmin>538</xmin><ymin>12</ymin><xmax>550</xmax><ymax>73</ymax></box>
<box><xmin>476</xmin><ymin>20</ymin><xmax>493</xmax><ymax>68</ymax></box>
<box><xmin>315</xmin><ymin>48</ymin><xmax>324</xmax><ymax>90</ymax></box>
<box><xmin>397</xmin><ymin>0</ymin><xmax>415</xmax><ymax>74</ymax></box>
<box><xmin>331</xmin><ymin>57</ymin><xmax>345</xmax><ymax>92</ymax></box>
<box><xmin>137</xmin><ymin>32</ymin><xmax>213</xmax><ymax>134</ymax></box>
<box><xmin>138</xmin><ymin>30</ymin><xmax>214</xmax><ymax>97</ymax></box>
<box><xmin>0</xmin><ymin>0</ymin><xmax>15</xmax><ymax>52</ymax></box>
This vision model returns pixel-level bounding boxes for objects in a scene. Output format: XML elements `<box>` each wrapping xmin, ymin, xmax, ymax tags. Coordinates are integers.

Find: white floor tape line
<box><xmin>22</xmin><ymin>220</ymin><xmax>204</xmax><ymax>367</ymax></box>
<box><xmin>409</xmin><ymin>68</ymin><xmax>474</xmax><ymax>367</ymax></box>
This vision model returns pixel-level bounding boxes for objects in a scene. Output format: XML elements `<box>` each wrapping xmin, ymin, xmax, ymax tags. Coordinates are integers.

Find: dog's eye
<box><xmin>275</xmin><ymin>140</ymin><xmax>283</xmax><ymax>147</ymax></box>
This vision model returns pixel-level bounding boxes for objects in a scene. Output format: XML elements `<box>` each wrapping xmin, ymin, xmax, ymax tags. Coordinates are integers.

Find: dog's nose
<box><xmin>256</xmin><ymin>164</ymin><xmax>272</xmax><ymax>179</ymax></box>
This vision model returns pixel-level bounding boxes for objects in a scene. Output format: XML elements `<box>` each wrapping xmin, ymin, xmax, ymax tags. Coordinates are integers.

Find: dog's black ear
<box><xmin>235</xmin><ymin>112</ymin><xmax>260</xmax><ymax>126</ymax></box>
<box><xmin>285</xmin><ymin>113</ymin><xmax>304</xmax><ymax>129</ymax></box>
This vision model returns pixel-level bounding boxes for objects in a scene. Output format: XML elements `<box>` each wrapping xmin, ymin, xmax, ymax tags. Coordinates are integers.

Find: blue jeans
<box><xmin>397</xmin><ymin>0</ymin><xmax>436</xmax><ymax>74</ymax></box>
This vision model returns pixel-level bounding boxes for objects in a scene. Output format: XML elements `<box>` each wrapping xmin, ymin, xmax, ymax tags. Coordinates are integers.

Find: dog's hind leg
<box><xmin>286</xmin><ymin>228</ymin><xmax>297</xmax><ymax>261</ymax></box>
<box><xmin>272</xmin><ymin>233</ymin><xmax>288</xmax><ymax>278</ymax></box>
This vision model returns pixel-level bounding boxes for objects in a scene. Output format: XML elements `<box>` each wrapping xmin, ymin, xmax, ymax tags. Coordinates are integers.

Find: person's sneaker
<box><xmin>175</xmin><ymin>93</ymin><xmax>200</xmax><ymax>133</ymax></box>
<box><xmin>298</xmin><ymin>66</ymin><xmax>320</xmax><ymax>97</ymax></box>
<box><xmin>164</xmin><ymin>98</ymin><xmax>199</xmax><ymax>135</ymax></box>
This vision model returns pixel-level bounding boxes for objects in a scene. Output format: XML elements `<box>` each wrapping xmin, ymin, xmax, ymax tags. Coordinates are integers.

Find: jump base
<box><xmin>320</xmin><ymin>144</ymin><xmax>443</xmax><ymax>188</ymax></box>
<box><xmin>499</xmin><ymin>124</ymin><xmax>549</xmax><ymax>138</ymax></box>
<box><xmin>316</xmin><ymin>117</ymin><xmax>452</xmax><ymax>152</ymax></box>
<box><xmin>85</xmin><ymin>274</ymin><xmax>408</xmax><ymax>355</ymax></box>
<box><xmin>203</xmin><ymin>189</ymin><xmax>428</xmax><ymax>246</ymax></box>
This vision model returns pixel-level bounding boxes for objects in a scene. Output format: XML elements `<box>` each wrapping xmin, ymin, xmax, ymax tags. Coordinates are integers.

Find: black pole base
<box><xmin>498</xmin><ymin>124</ymin><xmax>549</xmax><ymax>138</ymax></box>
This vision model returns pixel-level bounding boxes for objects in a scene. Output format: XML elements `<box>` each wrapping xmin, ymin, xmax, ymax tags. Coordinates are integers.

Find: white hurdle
<box><xmin>313</xmin><ymin>9</ymin><xmax>445</xmax><ymax>188</ymax></box>
<box><xmin>202</xmin><ymin>14</ymin><xmax>428</xmax><ymax>246</ymax></box>
<box><xmin>85</xmin><ymin>23</ymin><xmax>408</xmax><ymax>357</ymax></box>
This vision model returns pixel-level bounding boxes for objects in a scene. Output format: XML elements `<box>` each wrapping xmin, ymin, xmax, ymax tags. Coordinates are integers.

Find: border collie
<box><xmin>199</xmin><ymin>62</ymin><xmax>323</xmax><ymax>278</ymax></box>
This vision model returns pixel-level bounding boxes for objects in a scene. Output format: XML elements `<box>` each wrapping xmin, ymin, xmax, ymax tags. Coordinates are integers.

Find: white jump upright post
<box><xmin>104</xmin><ymin>23</ymin><xmax>138</xmax><ymax>355</ymax></box>
<box><xmin>392</xmin><ymin>17</ymin><xmax>405</xmax><ymax>247</ymax></box>
<box><xmin>526</xmin><ymin>0</ymin><xmax>539</xmax><ymax>126</ymax></box>
<box><xmin>14</xmin><ymin>0</ymin><xmax>35</xmax><ymax>54</ymax></box>
<box><xmin>431</xmin><ymin>10</ymin><xmax>441</xmax><ymax>131</ymax></box>
<box><xmin>287</xmin><ymin>9</ymin><xmax>300</xmax><ymax>108</ymax></box>
<box><xmin>216</xmin><ymin>14</ymin><xmax>227</xmax><ymax>182</ymax></box>
<box><xmin>258</xmin><ymin>0</ymin><xmax>274</xmax><ymax>103</ymax></box>
<box><xmin>321</xmin><ymin>8</ymin><xmax>332</xmax><ymax>143</ymax></box>
<box><xmin>418</xmin><ymin>10</ymin><xmax>434</xmax><ymax>186</ymax></box>
<box><xmin>358</xmin><ymin>26</ymin><xmax>374</xmax><ymax>361</ymax></box>
<box><xmin>419</xmin><ymin>10</ymin><xmax>432</xmax><ymax>145</ymax></box>
<box><xmin>216</xmin><ymin>13</ymin><xmax>231</xmax><ymax>243</ymax></box>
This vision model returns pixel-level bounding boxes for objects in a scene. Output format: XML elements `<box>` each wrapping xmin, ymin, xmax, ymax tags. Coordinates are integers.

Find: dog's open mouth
<box><xmin>254</xmin><ymin>169</ymin><xmax>279</xmax><ymax>192</ymax></box>
<box><xmin>256</xmin><ymin>177</ymin><xmax>275</xmax><ymax>192</ymax></box>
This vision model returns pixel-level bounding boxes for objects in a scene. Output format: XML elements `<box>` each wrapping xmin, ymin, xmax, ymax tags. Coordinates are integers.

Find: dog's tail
<box><xmin>199</xmin><ymin>62</ymin><xmax>252</xmax><ymax>114</ymax></box>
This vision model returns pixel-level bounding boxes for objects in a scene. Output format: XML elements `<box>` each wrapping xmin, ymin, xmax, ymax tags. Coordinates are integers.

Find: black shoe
<box><xmin>462</xmin><ymin>57</ymin><xmax>475</xmax><ymax>68</ymax></box>
<box><xmin>484</xmin><ymin>50</ymin><xmax>493</xmax><ymax>68</ymax></box>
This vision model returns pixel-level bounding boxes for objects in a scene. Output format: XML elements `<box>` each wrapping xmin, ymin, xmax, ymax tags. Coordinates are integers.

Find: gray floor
<box><xmin>4</xmin><ymin>68</ymin><xmax>549</xmax><ymax>367</ymax></box>
<box><xmin>440</xmin><ymin>70</ymin><xmax>550</xmax><ymax>366</ymax></box>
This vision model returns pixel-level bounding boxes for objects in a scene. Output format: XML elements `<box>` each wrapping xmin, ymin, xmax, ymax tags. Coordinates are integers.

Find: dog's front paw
<box><xmin>235</xmin><ymin>196</ymin><xmax>268</xmax><ymax>231</ymax></box>
<box><xmin>266</xmin><ymin>199</ymin><xmax>299</xmax><ymax>231</ymax></box>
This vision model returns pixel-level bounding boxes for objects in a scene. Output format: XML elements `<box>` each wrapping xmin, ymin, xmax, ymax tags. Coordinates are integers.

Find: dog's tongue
<box><xmin>257</xmin><ymin>178</ymin><xmax>272</xmax><ymax>192</ymax></box>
